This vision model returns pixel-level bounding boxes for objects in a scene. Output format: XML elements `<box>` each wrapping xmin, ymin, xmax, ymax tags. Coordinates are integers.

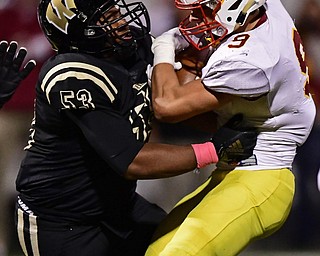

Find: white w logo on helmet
<box><xmin>46</xmin><ymin>0</ymin><xmax>77</xmax><ymax>34</ymax></box>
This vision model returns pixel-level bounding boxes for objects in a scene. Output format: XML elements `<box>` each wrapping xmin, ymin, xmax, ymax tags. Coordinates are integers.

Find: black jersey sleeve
<box><xmin>65</xmin><ymin>108</ymin><xmax>144</xmax><ymax>175</ymax></box>
<box><xmin>40</xmin><ymin>61</ymin><xmax>119</xmax><ymax>111</ymax></box>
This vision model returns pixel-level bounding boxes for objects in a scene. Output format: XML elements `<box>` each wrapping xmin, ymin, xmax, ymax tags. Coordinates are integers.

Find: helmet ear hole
<box><xmin>68</xmin><ymin>18</ymin><xmax>86</xmax><ymax>39</ymax></box>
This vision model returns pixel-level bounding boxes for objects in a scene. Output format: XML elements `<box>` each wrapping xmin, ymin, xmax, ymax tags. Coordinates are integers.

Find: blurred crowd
<box><xmin>0</xmin><ymin>0</ymin><xmax>319</xmax><ymax>255</ymax></box>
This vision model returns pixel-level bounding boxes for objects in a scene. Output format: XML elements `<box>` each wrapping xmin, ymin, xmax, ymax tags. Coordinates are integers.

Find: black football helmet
<box><xmin>38</xmin><ymin>0</ymin><xmax>151</xmax><ymax>55</ymax></box>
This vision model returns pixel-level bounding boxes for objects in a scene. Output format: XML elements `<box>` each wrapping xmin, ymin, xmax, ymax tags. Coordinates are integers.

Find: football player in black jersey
<box><xmin>0</xmin><ymin>41</ymin><xmax>35</xmax><ymax>108</ymax></box>
<box><xmin>14</xmin><ymin>0</ymin><xmax>257</xmax><ymax>255</ymax></box>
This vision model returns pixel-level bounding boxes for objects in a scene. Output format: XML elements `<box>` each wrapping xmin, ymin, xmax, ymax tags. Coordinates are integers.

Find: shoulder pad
<box><xmin>39</xmin><ymin>54</ymin><xmax>119</xmax><ymax>110</ymax></box>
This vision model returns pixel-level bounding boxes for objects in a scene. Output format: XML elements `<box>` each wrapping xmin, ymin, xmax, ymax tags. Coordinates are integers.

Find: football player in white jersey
<box><xmin>146</xmin><ymin>0</ymin><xmax>316</xmax><ymax>255</ymax></box>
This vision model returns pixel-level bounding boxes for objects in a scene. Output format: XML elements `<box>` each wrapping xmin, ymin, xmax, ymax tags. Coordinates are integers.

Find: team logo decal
<box><xmin>130</xmin><ymin>83</ymin><xmax>152</xmax><ymax>142</ymax></box>
<box><xmin>46</xmin><ymin>0</ymin><xmax>77</xmax><ymax>34</ymax></box>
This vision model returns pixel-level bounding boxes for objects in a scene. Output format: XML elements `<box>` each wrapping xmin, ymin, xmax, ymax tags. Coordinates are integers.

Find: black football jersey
<box><xmin>16</xmin><ymin>37</ymin><xmax>154</xmax><ymax>224</ymax></box>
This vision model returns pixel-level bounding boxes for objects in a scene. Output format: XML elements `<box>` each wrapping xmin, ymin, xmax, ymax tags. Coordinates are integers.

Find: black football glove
<box><xmin>0</xmin><ymin>41</ymin><xmax>36</xmax><ymax>108</ymax></box>
<box><xmin>211</xmin><ymin>114</ymin><xmax>258</xmax><ymax>167</ymax></box>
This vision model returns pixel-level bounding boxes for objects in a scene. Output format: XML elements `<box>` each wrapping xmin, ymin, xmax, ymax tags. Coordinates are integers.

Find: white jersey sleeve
<box><xmin>202</xmin><ymin>60</ymin><xmax>269</xmax><ymax>98</ymax></box>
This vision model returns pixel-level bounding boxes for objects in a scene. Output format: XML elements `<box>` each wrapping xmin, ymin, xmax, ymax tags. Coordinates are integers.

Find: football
<box><xmin>175</xmin><ymin>46</ymin><xmax>211</xmax><ymax>84</ymax></box>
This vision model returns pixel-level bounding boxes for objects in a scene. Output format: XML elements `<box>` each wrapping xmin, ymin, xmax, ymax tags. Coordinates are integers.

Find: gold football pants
<box><xmin>145</xmin><ymin>168</ymin><xmax>294</xmax><ymax>256</ymax></box>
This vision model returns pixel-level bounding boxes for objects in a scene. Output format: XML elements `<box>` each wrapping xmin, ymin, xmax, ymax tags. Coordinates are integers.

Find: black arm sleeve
<box><xmin>65</xmin><ymin>109</ymin><xmax>144</xmax><ymax>175</ymax></box>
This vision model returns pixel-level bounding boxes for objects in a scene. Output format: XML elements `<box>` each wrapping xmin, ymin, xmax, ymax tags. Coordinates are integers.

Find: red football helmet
<box><xmin>175</xmin><ymin>0</ymin><xmax>266</xmax><ymax>50</ymax></box>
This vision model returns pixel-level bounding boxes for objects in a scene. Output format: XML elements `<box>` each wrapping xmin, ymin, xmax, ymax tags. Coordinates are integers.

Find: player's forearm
<box><xmin>151</xmin><ymin>63</ymin><xmax>180</xmax><ymax>102</ymax></box>
<box><xmin>124</xmin><ymin>142</ymin><xmax>197</xmax><ymax>180</ymax></box>
<box><xmin>151</xmin><ymin>64</ymin><xmax>220</xmax><ymax>123</ymax></box>
<box><xmin>151</xmin><ymin>63</ymin><xmax>190</xmax><ymax>122</ymax></box>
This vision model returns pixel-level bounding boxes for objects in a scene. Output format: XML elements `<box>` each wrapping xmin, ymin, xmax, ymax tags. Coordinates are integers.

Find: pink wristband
<box><xmin>191</xmin><ymin>142</ymin><xmax>218</xmax><ymax>169</ymax></box>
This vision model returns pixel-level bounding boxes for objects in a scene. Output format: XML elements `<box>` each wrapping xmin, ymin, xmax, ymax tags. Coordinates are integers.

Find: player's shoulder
<box><xmin>39</xmin><ymin>53</ymin><xmax>121</xmax><ymax>109</ymax></box>
<box><xmin>210</xmin><ymin>25</ymin><xmax>279</xmax><ymax>72</ymax></box>
<box><xmin>225</xmin><ymin>31</ymin><xmax>272</xmax><ymax>58</ymax></box>
<box><xmin>40</xmin><ymin>53</ymin><xmax>122</xmax><ymax>80</ymax></box>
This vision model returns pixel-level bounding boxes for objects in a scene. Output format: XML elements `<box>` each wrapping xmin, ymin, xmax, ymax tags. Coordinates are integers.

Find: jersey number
<box><xmin>60</xmin><ymin>89</ymin><xmax>95</xmax><ymax>109</ymax></box>
<box><xmin>228</xmin><ymin>30</ymin><xmax>311</xmax><ymax>97</ymax></box>
<box><xmin>228</xmin><ymin>34</ymin><xmax>250</xmax><ymax>48</ymax></box>
<box><xmin>293</xmin><ymin>28</ymin><xmax>310</xmax><ymax>96</ymax></box>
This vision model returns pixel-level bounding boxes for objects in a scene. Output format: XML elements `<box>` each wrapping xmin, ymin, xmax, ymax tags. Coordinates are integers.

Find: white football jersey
<box><xmin>201</xmin><ymin>0</ymin><xmax>316</xmax><ymax>169</ymax></box>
